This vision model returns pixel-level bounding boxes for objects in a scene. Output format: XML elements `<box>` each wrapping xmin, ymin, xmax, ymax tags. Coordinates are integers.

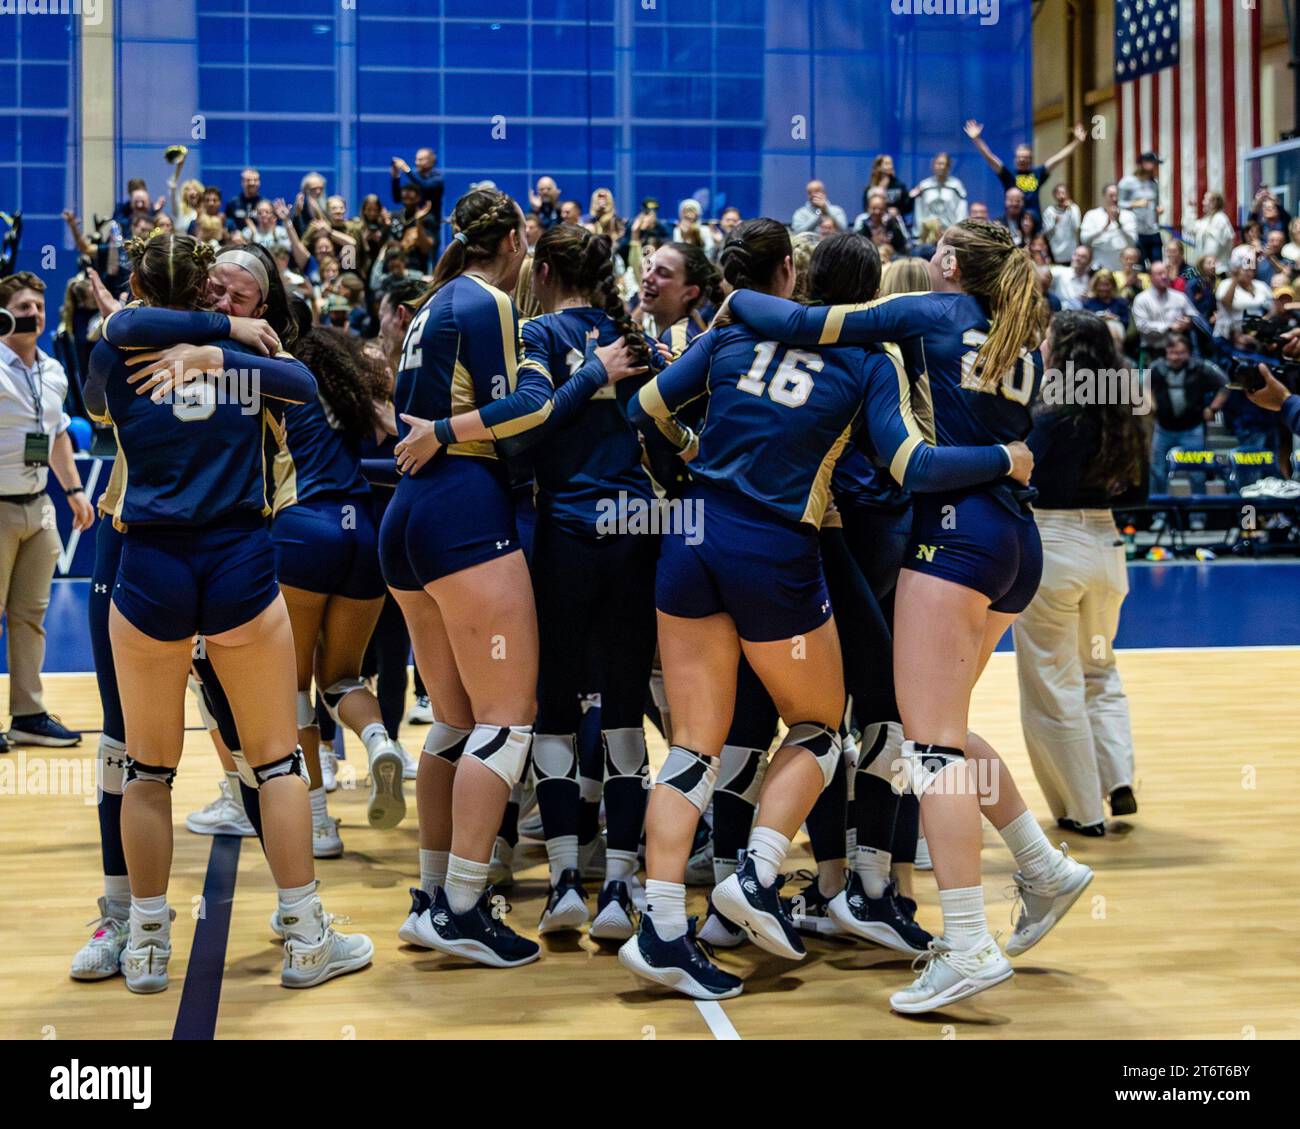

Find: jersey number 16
<box><xmin>737</xmin><ymin>341</ymin><xmax>822</xmax><ymax>408</ymax></box>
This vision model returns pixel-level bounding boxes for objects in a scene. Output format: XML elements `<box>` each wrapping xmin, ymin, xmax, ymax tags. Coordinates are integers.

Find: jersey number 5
<box><xmin>738</xmin><ymin>341</ymin><xmax>821</xmax><ymax>408</ymax></box>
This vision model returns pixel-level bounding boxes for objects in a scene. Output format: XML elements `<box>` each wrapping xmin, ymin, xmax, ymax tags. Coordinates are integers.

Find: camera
<box><xmin>1242</xmin><ymin>312</ymin><xmax>1299</xmax><ymax>356</ymax></box>
<box><xmin>0</xmin><ymin>309</ymin><xmax>38</xmax><ymax>337</ymax></box>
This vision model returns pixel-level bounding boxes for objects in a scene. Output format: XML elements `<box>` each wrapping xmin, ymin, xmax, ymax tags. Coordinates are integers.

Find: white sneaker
<box><xmin>319</xmin><ymin>746</ymin><xmax>338</xmax><ymax>793</ymax></box>
<box><xmin>889</xmin><ymin>935</ymin><xmax>1013</xmax><ymax>1014</ymax></box>
<box><xmin>282</xmin><ymin>922</ymin><xmax>374</xmax><ymax>988</ymax></box>
<box><xmin>185</xmin><ymin>781</ymin><xmax>256</xmax><ymax>837</ymax></box>
<box><xmin>70</xmin><ymin>897</ymin><xmax>129</xmax><ymax>981</ymax></box>
<box><xmin>366</xmin><ymin>740</ymin><xmax>406</xmax><ymax>829</ymax></box>
<box><xmin>1004</xmin><ymin>847</ymin><xmax>1094</xmax><ymax>956</ymax></box>
<box><xmin>399</xmin><ymin>743</ymin><xmax>418</xmax><ymax>781</ymax></box>
<box><xmin>915</xmin><ymin>832</ymin><xmax>932</xmax><ymax>871</ymax></box>
<box><xmin>313</xmin><ymin>814</ymin><xmax>344</xmax><ymax>859</ymax></box>
<box><xmin>122</xmin><ymin>938</ymin><xmax>172</xmax><ymax>994</ymax></box>
<box><xmin>487</xmin><ymin>836</ymin><xmax>514</xmax><ymax>889</ymax></box>
<box><xmin>406</xmin><ymin>695</ymin><xmax>433</xmax><ymax>725</ymax></box>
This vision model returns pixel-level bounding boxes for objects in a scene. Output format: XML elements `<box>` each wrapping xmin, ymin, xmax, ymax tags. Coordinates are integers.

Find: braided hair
<box><xmin>420</xmin><ymin>187</ymin><xmax>523</xmax><ymax>303</ymax></box>
<box><xmin>533</xmin><ymin>223</ymin><xmax>649</xmax><ymax>364</ymax></box>
<box><xmin>126</xmin><ymin>233</ymin><xmax>215</xmax><ymax>309</ymax></box>
<box><xmin>718</xmin><ymin>218</ymin><xmax>792</xmax><ymax>294</ymax></box>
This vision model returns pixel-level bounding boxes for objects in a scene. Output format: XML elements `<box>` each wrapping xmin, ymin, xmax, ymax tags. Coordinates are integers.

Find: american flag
<box><xmin>1113</xmin><ymin>0</ymin><xmax>1261</xmax><ymax>230</ymax></box>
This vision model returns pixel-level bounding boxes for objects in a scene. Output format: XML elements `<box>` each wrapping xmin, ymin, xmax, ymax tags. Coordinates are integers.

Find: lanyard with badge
<box><xmin>22</xmin><ymin>357</ymin><xmax>50</xmax><ymax>467</ymax></box>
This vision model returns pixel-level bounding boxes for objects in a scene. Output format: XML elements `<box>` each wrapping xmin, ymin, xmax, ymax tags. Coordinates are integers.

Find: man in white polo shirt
<box><xmin>0</xmin><ymin>271</ymin><xmax>94</xmax><ymax>749</ymax></box>
<box><xmin>1131</xmin><ymin>260</ymin><xmax>1197</xmax><ymax>353</ymax></box>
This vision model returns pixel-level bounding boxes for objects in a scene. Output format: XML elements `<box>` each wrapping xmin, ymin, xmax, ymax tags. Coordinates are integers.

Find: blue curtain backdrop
<box><xmin>113</xmin><ymin>0</ymin><xmax>1030</xmax><ymax>235</ymax></box>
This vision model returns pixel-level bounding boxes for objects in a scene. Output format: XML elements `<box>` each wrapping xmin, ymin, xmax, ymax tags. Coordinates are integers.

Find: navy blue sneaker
<box><xmin>589</xmin><ymin>880</ymin><xmax>637</xmax><ymax>941</ymax></box>
<box><xmin>397</xmin><ymin>887</ymin><xmax>433</xmax><ymax>948</ymax></box>
<box><xmin>780</xmin><ymin>870</ymin><xmax>846</xmax><ymax>937</ymax></box>
<box><xmin>9</xmin><ymin>713</ymin><xmax>80</xmax><ymax>747</ymax></box>
<box><xmin>0</xmin><ymin>730</ymin><xmax>10</xmax><ymax>754</ymax></box>
<box><xmin>538</xmin><ymin>867</ymin><xmax>589</xmax><ymax>935</ymax></box>
<box><xmin>697</xmin><ymin>894</ymin><xmax>747</xmax><ymax>948</ymax></box>
<box><xmin>711</xmin><ymin>855</ymin><xmax>806</xmax><ymax>960</ymax></box>
<box><xmin>828</xmin><ymin>874</ymin><xmax>932</xmax><ymax>955</ymax></box>
<box><xmin>618</xmin><ymin>915</ymin><xmax>742</xmax><ymax>1000</ymax></box>
<box><xmin>413</xmin><ymin>886</ymin><xmax>540</xmax><ymax>967</ymax></box>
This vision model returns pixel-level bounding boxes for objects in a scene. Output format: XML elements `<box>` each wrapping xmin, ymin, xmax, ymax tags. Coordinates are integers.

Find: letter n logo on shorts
<box><xmin>915</xmin><ymin>544</ymin><xmax>940</xmax><ymax>563</ymax></box>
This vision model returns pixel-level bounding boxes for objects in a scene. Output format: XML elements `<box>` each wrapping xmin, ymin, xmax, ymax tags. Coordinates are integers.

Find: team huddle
<box><xmin>70</xmin><ymin>185</ymin><xmax>1097</xmax><ymax>1016</ymax></box>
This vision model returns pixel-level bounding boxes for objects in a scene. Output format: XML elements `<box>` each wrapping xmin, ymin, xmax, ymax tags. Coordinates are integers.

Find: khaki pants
<box><xmin>0</xmin><ymin>495</ymin><xmax>61</xmax><ymax>718</ymax></box>
<box><xmin>1012</xmin><ymin>510</ymin><xmax>1136</xmax><ymax>827</ymax></box>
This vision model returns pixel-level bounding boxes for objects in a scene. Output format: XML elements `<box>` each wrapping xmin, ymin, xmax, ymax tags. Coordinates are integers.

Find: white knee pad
<box><xmin>533</xmin><ymin>733</ymin><xmax>577</xmax><ymax>782</ymax></box>
<box><xmin>717</xmin><ymin>744</ymin><xmax>767</xmax><ymax>806</ymax></box>
<box><xmin>897</xmin><ymin>737</ymin><xmax>965</xmax><ymax>796</ymax></box>
<box><xmin>465</xmin><ymin>724</ymin><xmax>533</xmax><ymax>789</ymax></box>
<box><xmin>422</xmin><ymin>720</ymin><xmax>472</xmax><ymax>763</ymax></box>
<box><xmin>231</xmin><ymin>749</ymin><xmax>255</xmax><ymax>789</ymax></box>
<box><xmin>246</xmin><ymin>747</ymin><xmax>310</xmax><ymax>790</ymax></box>
<box><xmin>781</xmin><ymin>722</ymin><xmax>842</xmax><ymax>790</ymax></box>
<box><xmin>654</xmin><ymin>745</ymin><xmax>719</xmax><ymax>814</ymax></box>
<box><xmin>98</xmin><ymin>735</ymin><xmax>127</xmax><ymax>796</ymax></box>
<box><xmin>603</xmin><ymin>727</ymin><xmax>648</xmax><ymax>782</ymax></box>
<box><xmin>861</xmin><ymin>721</ymin><xmax>907</xmax><ymax>790</ymax></box>
<box><xmin>188</xmin><ymin>675</ymin><xmax>218</xmax><ymax>732</ymax></box>
<box><xmin>322</xmin><ymin>678</ymin><xmax>367</xmax><ymax>723</ymax></box>
<box><xmin>842</xmin><ymin>729</ymin><xmax>860</xmax><ymax>800</ymax></box>
<box><xmin>124</xmin><ymin>757</ymin><xmax>177</xmax><ymax>790</ymax></box>
<box><xmin>296</xmin><ymin>691</ymin><xmax>318</xmax><ymax>731</ymax></box>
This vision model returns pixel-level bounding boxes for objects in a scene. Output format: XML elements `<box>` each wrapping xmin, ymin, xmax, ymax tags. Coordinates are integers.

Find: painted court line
<box><xmin>696</xmin><ymin>1000</ymin><xmax>741</xmax><ymax>1039</ymax></box>
<box><xmin>172</xmin><ymin>834</ymin><xmax>241</xmax><ymax>1040</ymax></box>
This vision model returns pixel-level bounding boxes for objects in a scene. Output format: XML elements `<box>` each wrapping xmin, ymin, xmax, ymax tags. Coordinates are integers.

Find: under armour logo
<box><xmin>820</xmin><ymin>600</ymin><xmax>830</xmax><ymax>614</ymax></box>
<box><xmin>495</xmin><ymin>540</ymin><xmax>511</xmax><ymax>550</ymax></box>
<box><xmin>93</xmin><ymin>583</ymin><xmax>108</xmax><ymax>594</ymax></box>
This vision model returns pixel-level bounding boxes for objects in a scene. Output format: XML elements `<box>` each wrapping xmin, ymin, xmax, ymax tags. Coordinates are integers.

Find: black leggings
<box><xmin>361</xmin><ymin>591</ymin><xmax>411</xmax><ymax>739</ymax></box>
<box><xmin>532</xmin><ymin>522</ymin><xmax>658</xmax><ymax>855</ymax></box>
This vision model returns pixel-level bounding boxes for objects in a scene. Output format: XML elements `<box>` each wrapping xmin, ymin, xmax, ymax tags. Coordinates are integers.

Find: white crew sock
<box><xmin>104</xmin><ymin>874</ymin><xmax>131</xmax><ymax>911</ymax></box>
<box><xmin>644</xmin><ymin>879</ymin><xmax>688</xmax><ymax>941</ymax></box>
<box><xmin>361</xmin><ymin>722</ymin><xmax>389</xmax><ymax>759</ymax></box>
<box><xmin>817</xmin><ymin>858</ymin><xmax>846</xmax><ymax>898</ymax></box>
<box><xmin>546</xmin><ymin>834</ymin><xmax>579</xmax><ymax>885</ymax></box>
<box><xmin>277</xmin><ymin>882</ymin><xmax>324</xmax><ymax>944</ymax></box>
<box><xmin>746</xmin><ymin>826</ymin><xmax>790</xmax><ymax>888</ymax></box>
<box><xmin>419</xmin><ymin>848</ymin><xmax>449</xmax><ymax>895</ymax></box>
<box><xmin>605</xmin><ymin>848</ymin><xmax>638</xmax><ymax>885</ymax></box>
<box><xmin>939</xmin><ymin>885</ymin><xmax>990</xmax><ymax>951</ymax></box>
<box><xmin>309</xmin><ymin>786</ymin><xmax>329</xmax><ymax>822</ymax></box>
<box><xmin>445</xmin><ymin>853</ymin><xmax>489</xmax><ymax>915</ymax></box>
<box><xmin>129</xmin><ymin>895</ymin><xmax>170</xmax><ymax>947</ymax></box>
<box><xmin>999</xmin><ymin>810</ymin><xmax>1064</xmax><ymax>883</ymax></box>
<box><xmin>854</xmin><ymin>845</ymin><xmax>892</xmax><ymax>899</ymax></box>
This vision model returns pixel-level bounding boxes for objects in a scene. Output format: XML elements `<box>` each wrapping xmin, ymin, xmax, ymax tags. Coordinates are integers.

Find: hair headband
<box><xmin>215</xmin><ymin>248</ymin><xmax>270</xmax><ymax>302</ymax></box>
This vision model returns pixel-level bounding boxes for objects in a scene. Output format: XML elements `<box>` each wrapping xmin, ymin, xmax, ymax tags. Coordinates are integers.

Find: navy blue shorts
<box><xmin>272</xmin><ymin>494</ymin><xmax>385</xmax><ymax>600</ymax></box>
<box><xmin>903</xmin><ymin>490</ymin><xmax>1043</xmax><ymax>614</ymax></box>
<box><xmin>379</xmin><ymin>455</ymin><xmax>520</xmax><ymax>590</ymax></box>
<box><xmin>655</xmin><ymin>480</ymin><xmax>831</xmax><ymax>643</ymax></box>
<box><xmin>113</xmin><ymin>513</ymin><xmax>279</xmax><ymax>642</ymax></box>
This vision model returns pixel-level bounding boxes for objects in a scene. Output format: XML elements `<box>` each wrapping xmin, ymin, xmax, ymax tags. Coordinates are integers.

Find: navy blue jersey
<box><xmin>727</xmin><ymin>289</ymin><xmax>1042</xmax><ymax>511</ymax></box>
<box><xmin>630</xmin><ymin>323</ymin><xmax>1011</xmax><ymax>527</ymax></box>
<box><xmin>658</xmin><ymin>316</ymin><xmax>706</xmax><ymax>359</ymax></box>
<box><xmin>517</xmin><ymin>308</ymin><xmax>654</xmax><ymax>535</ymax></box>
<box><xmin>832</xmin><ymin>440</ymin><xmax>911</xmax><ymax>513</ymax></box>
<box><xmin>270</xmin><ymin>393</ymin><xmax>371</xmax><ymax>514</ymax></box>
<box><xmin>85</xmin><ymin>334</ymin><xmax>315</xmax><ymax>528</ymax></box>
<box><xmin>393</xmin><ymin>273</ymin><xmax>553</xmax><ymax>473</ymax></box>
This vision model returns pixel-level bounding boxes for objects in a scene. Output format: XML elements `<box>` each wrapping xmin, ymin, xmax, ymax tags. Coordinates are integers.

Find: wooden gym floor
<box><xmin>2</xmin><ymin>649</ymin><xmax>1297</xmax><ymax>1041</ymax></box>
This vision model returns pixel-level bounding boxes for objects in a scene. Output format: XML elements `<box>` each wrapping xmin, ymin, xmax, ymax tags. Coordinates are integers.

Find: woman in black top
<box><xmin>1013</xmin><ymin>311</ymin><xmax>1151</xmax><ymax>835</ymax></box>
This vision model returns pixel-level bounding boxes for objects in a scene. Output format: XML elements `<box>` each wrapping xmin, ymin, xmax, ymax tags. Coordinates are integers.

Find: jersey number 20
<box><xmin>738</xmin><ymin>342</ymin><xmax>821</xmax><ymax>407</ymax></box>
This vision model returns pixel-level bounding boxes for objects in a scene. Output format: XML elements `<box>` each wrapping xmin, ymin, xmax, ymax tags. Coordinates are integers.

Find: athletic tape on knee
<box><xmin>533</xmin><ymin>733</ymin><xmax>578</xmax><ymax>782</ymax></box>
<box><xmin>322</xmin><ymin>678</ymin><xmax>367</xmax><ymax>723</ymax></box>
<box><xmin>781</xmin><ymin>722</ymin><xmax>842</xmax><ymax>790</ymax></box>
<box><xmin>654</xmin><ymin>746</ymin><xmax>719</xmax><ymax>814</ymax></box>
<box><xmin>603</xmin><ymin>727</ymin><xmax>648</xmax><ymax>781</ymax></box>
<box><xmin>898</xmin><ymin>738</ymin><xmax>965</xmax><ymax>795</ymax></box>
<box><xmin>98</xmin><ymin>735</ymin><xmax>127</xmax><ymax>796</ymax></box>
<box><xmin>231</xmin><ymin>749</ymin><xmax>256</xmax><ymax>790</ymax></box>
<box><xmin>465</xmin><ymin>724</ymin><xmax>532</xmax><ymax>788</ymax></box>
<box><xmin>189</xmin><ymin>676</ymin><xmax>219</xmax><ymax>733</ymax></box>
<box><xmin>718</xmin><ymin>744</ymin><xmax>767</xmax><ymax>806</ymax></box>
<box><xmin>422</xmin><ymin>720</ymin><xmax>471</xmax><ymax>763</ymax></box>
<box><xmin>296</xmin><ymin>691</ymin><xmax>318</xmax><ymax>731</ymax></box>
<box><xmin>124</xmin><ymin>757</ymin><xmax>176</xmax><ymax>790</ymax></box>
<box><xmin>251</xmin><ymin>747</ymin><xmax>310</xmax><ymax>789</ymax></box>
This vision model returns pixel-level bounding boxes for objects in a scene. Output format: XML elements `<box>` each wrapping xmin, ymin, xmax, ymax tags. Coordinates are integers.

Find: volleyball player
<box><xmin>85</xmin><ymin>234</ymin><xmax>372</xmax><ymax>992</ymax></box>
<box><xmin>723</xmin><ymin>219</ymin><xmax>1093</xmax><ymax>1013</ymax></box>
<box><xmin>381</xmin><ymin>189</ymin><xmax>643</xmax><ymax>967</ymax></box>
<box><xmin>619</xmin><ymin>219</ymin><xmax>1031</xmax><ymax>999</ymax></box>
<box><xmin>637</xmin><ymin>242</ymin><xmax>722</xmax><ymax>356</ymax></box>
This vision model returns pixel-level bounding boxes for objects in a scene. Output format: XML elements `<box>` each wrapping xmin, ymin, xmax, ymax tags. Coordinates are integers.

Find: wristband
<box><xmin>433</xmin><ymin>418</ymin><xmax>455</xmax><ymax>447</ymax></box>
<box><xmin>65</xmin><ymin>486</ymin><xmax>86</xmax><ymax>497</ymax></box>
<box><xmin>999</xmin><ymin>445</ymin><xmax>1013</xmax><ymax>475</ymax></box>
